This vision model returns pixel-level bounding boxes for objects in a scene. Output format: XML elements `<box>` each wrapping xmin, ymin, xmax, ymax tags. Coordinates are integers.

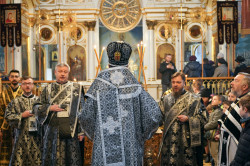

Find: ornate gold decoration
<box><xmin>83</xmin><ymin>21</ymin><xmax>96</xmax><ymax>31</ymax></box>
<box><xmin>165</xmin><ymin>7</ymin><xmax>178</xmax><ymax>23</ymax></box>
<box><xmin>191</xmin><ymin>7</ymin><xmax>207</xmax><ymax>22</ymax></box>
<box><xmin>159</xmin><ymin>24</ymin><xmax>172</xmax><ymax>39</ymax></box>
<box><xmin>189</xmin><ymin>25</ymin><xmax>202</xmax><ymax>39</ymax></box>
<box><xmin>100</xmin><ymin>0</ymin><xmax>141</xmax><ymax>33</ymax></box>
<box><xmin>40</xmin><ymin>27</ymin><xmax>52</xmax><ymax>41</ymax></box>
<box><xmin>146</xmin><ymin>20</ymin><xmax>157</xmax><ymax>30</ymax></box>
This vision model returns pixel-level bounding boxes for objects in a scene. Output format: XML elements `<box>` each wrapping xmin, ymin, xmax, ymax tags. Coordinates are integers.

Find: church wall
<box><xmin>1</xmin><ymin>0</ymin><xmax>248</xmax><ymax>101</ymax></box>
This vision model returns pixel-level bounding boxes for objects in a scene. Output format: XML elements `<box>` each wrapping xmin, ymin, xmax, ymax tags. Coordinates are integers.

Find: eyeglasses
<box><xmin>22</xmin><ymin>82</ymin><xmax>33</xmax><ymax>86</ymax></box>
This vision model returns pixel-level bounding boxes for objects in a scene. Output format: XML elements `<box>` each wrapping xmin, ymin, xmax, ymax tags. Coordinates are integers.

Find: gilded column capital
<box><xmin>84</xmin><ymin>21</ymin><xmax>96</xmax><ymax>31</ymax></box>
<box><xmin>146</xmin><ymin>20</ymin><xmax>157</xmax><ymax>30</ymax></box>
<box><xmin>206</xmin><ymin>16</ymin><xmax>213</xmax><ymax>26</ymax></box>
<box><xmin>28</xmin><ymin>17</ymin><xmax>36</xmax><ymax>27</ymax></box>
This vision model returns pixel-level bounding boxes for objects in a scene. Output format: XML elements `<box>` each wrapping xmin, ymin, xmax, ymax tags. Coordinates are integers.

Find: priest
<box><xmin>79</xmin><ymin>41</ymin><xmax>162</xmax><ymax>166</ymax></box>
<box><xmin>33</xmin><ymin>63</ymin><xmax>84</xmax><ymax>166</ymax></box>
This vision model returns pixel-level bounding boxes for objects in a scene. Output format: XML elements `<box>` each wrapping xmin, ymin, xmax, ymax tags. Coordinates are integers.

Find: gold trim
<box><xmin>241</xmin><ymin>29</ymin><xmax>250</xmax><ymax>35</ymax></box>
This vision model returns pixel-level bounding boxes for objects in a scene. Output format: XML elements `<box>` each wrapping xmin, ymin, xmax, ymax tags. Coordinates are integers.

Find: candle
<box><xmin>185</xmin><ymin>75</ymin><xmax>187</xmax><ymax>85</ymax></box>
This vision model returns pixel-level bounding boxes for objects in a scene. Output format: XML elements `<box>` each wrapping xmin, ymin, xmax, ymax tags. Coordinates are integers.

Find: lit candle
<box><xmin>185</xmin><ymin>75</ymin><xmax>187</xmax><ymax>85</ymax></box>
<box><xmin>137</xmin><ymin>44</ymin><xmax>141</xmax><ymax>57</ymax></box>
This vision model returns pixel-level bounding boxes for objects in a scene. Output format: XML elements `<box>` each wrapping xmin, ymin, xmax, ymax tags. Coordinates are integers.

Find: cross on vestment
<box><xmin>102</xmin><ymin>116</ymin><xmax>120</xmax><ymax>134</ymax></box>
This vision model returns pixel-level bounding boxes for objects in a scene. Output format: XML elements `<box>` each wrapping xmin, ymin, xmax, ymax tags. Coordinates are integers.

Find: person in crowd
<box><xmin>234</xmin><ymin>56</ymin><xmax>247</xmax><ymax>77</ymax></box>
<box><xmin>0</xmin><ymin>69</ymin><xmax>23</xmax><ymax>166</ymax></box>
<box><xmin>204</xmin><ymin>104</ymin><xmax>213</xmax><ymax>163</ymax></box>
<box><xmin>192</xmin><ymin>79</ymin><xmax>203</xmax><ymax>95</ymax></box>
<box><xmin>204</xmin><ymin>95</ymin><xmax>224</xmax><ymax>166</ymax></box>
<box><xmin>200</xmin><ymin>88</ymin><xmax>212</xmax><ymax>107</ymax></box>
<box><xmin>222</xmin><ymin>100</ymin><xmax>233</xmax><ymax>113</ymax></box>
<box><xmin>159</xmin><ymin>54</ymin><xmax>177</xmax><ymax>94</ymax></box>
<box><xmin>183</xmin><ymin>55</ymin><xmax>202</xmax><ymax>77</ymax></box>
<box><xmin>228</xmin><ymin>91</ymin><xmax>237</xmax><ymax>102</ymax></box>
<box><xmin>214</xmin><ymin>100</ymin><xmax>233</xmax><ymax>145</ymax></box>
<box><xmin>218</xmin><ymin>72</ymin><xmax>250</xmax><ymax>166</ymax></box>
<box><xmin>213</xmin><ymin>58</ymin><xmax>228</xmax><ymax>77</ymax></box>
<box><xmin>203</xmin><ymin>58</ymin><xmax>214</xmax><ymax>77</ymax></box>
<box><xmin>230</xmin><ymin>94</ymin><xmax>250</xmax><ymax>166</ymax></box>
<box><xmin>79</xmin><ymin>41</ymin><xmax>162</xmax><ymax>166</ymax></box>
<box><xmin>216</xmin><ymin>52</ymin><xmax>228</xmax><ymax>67</ymax></box>
<box><xmin>160</xmin><ymin>72</ymin><xmax>207</xmax><ymax>166</ymax></box>
<box><xmin>33</xmin><ymin>63</ymin><xmax>85</xmax><ymax>166</ymax></box>
<box><xmin>5</xmin><ymin>76</ymin><xmax>42</xmax><ymax>165</ymax></box>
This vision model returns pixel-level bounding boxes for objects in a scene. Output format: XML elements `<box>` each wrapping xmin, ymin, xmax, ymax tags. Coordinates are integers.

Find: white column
<box><xmin>145</xmin><ymin>20</ymin><xmax>157</xmax><ymax>82</ymax></box>
<box><xmin>84</xmin><ymin>21</ymin><xmax>96</xmax><ymax>82</ymax></box>
<box><xmin>14</xmin><ymin>46</ymin><xmax>22</xmax><ymax>74</ymax></box>
<box><xmin>176</xmin><ymin>29</ymin><xmax>184</xmax><ymax>71</ymax></box>
<box><xmin>29</xmin><ymin>26</ymin><xmax>36</xmax><ymax>77</ymax></box>
<box><xmin>59</xmin><ymin>31</ymin><xmax>65</xmax><ymax>63</ymax></box>
<box><xmin>207</xmin><ymin>25</ymin><xmax>213</xmax><ymax>60</ymax></box>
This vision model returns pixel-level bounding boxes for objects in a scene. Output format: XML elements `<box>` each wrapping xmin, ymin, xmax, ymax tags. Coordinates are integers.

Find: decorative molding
<box><xmin>146</xmin><ymin>20</ymin><xmax>158</xmax><ymax>30</ymax></box>
<box><xmin>83</xmin><ymin>21</ymin><xmax>96</xmax><ymax>31</ymax></box>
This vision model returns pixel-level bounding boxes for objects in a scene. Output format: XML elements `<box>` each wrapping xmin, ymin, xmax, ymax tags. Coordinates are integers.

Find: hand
<box><xmin>49</xmin><ymin>105</ymin><xmax>64</xmax><ymax>112</ymax></box>
<box><xmin>22</xmin><ymin>110</ymin><xmax>34</xmax><ymax>118</ymax></box>
<box><xmin>78</xmin><ymin>135</ymin><xmax>84</xmax><ymax>141</ymax></box>
<box><xmin>214</xmin><ymin>134</ymin><xmax>220</xmax><ymax>141</ymax></box>
<box><xmin>177</xmin><ymin>115</ymin><xmax>189</xmax><ymax>122</ymax></box>
<box><xmin>166</xmin><ymin>64</ymin><xmax>171</xmax><ymax>69</ymax></box>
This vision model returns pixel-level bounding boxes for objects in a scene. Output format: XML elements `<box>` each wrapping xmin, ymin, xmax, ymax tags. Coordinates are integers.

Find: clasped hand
<box><xmin>177</xmin><ymin>115</ymin><xmax>189</xmax><ymax>122</ymax></box>
<box><xmin>50</xmin><ymin>105</ymin><xmax>64</xmax><ymax>112</ymax></box>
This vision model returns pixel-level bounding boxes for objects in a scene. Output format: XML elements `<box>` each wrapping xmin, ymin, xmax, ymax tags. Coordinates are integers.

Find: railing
<box><xmin>0</xmin><ymin>80</ymin><xmax>90</xmax><ymax>95</ymax></box>
<box><xmin>0</xmin><ymin>77</ymin><xmax>235</xmax><ymax>96</ymax></box>
<box><xmin>186</xmin><ymin>77</ymin><xmax>234</xmax><ymax>94</ymax></box>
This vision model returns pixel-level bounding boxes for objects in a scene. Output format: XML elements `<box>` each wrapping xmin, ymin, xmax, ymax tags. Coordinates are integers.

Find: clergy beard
<box><xmin>173</xmin><ymin>89</ymin><xmax>184</xmax><ymax>99</ymax></box>
<box><xmin>11</xmin><ymin>81</ymin><xmax>18</xmax><ymax>86</ymax></box>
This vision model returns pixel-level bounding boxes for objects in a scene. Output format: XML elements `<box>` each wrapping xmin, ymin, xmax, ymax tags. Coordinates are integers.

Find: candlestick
<box><xmin>0</xmin><ymin>77</ymin><xmax>2</xmax><ymax>93</ymax></box>
<box><xmin>94</xmin><ymin>46</ymin><xmax>105</xmax><ymax>77</ymax></box>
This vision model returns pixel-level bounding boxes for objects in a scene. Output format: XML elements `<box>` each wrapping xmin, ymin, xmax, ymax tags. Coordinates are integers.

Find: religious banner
<box><xmin>0</xmin><ymin>4</ymin><xmax>21</xmax><ymax>47</ymax></box>
<box><xmin>217</xmin><ymin>2</ymin><xmax>238</xmax><ymax>44</ymax></box>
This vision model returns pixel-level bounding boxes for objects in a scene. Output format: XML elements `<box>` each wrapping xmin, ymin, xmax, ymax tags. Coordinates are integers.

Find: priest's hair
<box><xmin>55</xmin><ymin>63</ymin><xmax>70</xmax><ymax>72</ymax></box>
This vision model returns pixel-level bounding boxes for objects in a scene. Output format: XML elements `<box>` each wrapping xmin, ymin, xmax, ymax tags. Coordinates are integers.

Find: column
<box><xmin>207</xmin><ymin>24</ymin><xmax>213</xmax><ymax>60</ymax></box>
<box><xmin>84</xmin><ymin>21</ymin><xmax>96</xmax><ymax>82</ymax></box>
<box><xmin>14</xmin><ymin>46</ymin><xmax>22</xmax><ymax>74</ymax></box>
<box><xmin>145</xmin><ymin>20</ymin><xmax>157</xmax><ymax>82</ymax></box>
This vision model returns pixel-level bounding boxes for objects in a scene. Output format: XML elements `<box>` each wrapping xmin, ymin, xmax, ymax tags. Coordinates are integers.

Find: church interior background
<box><xmin>0</xmin><ymin>0</ymin><xmax>250</xmax><ymax>102</ymax></box>
<box><xmin>0</xmin><ymin>0</ymin><xmax>250</xmax><ymax>165</ymax></box>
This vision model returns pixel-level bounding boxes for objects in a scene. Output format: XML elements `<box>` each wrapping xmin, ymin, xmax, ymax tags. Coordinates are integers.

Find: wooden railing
<box><xmin>186</xmin><ymin>77</ymin><xmax>234</xmax><ymax>94</ymax></box>
<box><xmin>0</xmin><ymin>77</ymin><xmax>235</xmax><ymax>96</ymax></box>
